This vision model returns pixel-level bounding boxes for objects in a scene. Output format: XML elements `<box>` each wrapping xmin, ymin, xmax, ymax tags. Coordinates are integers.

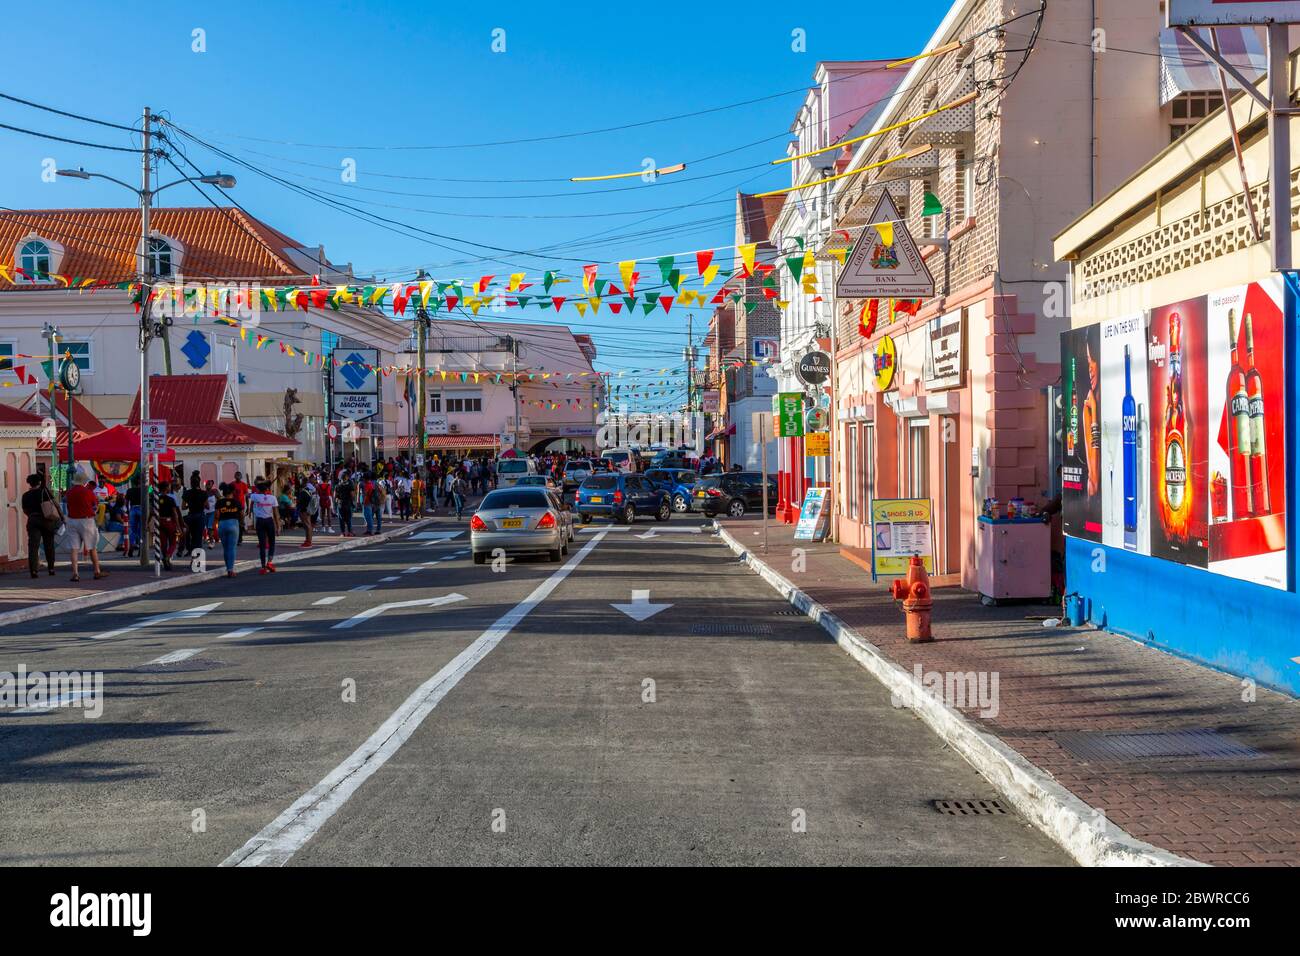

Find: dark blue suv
<box><xmin>576</xmin><ymin>473</ymin><xmax>671</xmax><ymax>524</ymax></box>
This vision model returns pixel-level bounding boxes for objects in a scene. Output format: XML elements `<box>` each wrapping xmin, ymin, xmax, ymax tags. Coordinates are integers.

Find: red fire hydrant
<box><xmin>889</xmin><ymin>555</ymin><xmax>933</xmax><ymax>642</ymax></box>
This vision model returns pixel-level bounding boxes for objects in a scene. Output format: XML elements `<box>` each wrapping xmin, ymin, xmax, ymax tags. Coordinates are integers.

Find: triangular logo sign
<box><xmin>834</xmin><ymin>191</ymin><xmax>934</xmax><ymax>299</ymax></box>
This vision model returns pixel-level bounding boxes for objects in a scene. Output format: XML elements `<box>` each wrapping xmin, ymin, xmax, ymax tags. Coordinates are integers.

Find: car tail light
<box><xmin>536</xmin><ymin>512</ymin><xmax>556</xmax><ymax>529</ymax></box>
<box><xmin>706</xmin><ymin>487</ymin><xmax>724</xmax><ymax>497</ymax></box>
<box><xmin>613</xmin><ymin>490</ymin><xmax>624</xmax><ymax>503</ymax></box>
<box><xmin>469</xmin><ymin>514</ymin><xmax>487</xmax><ymax>531</ymax></box>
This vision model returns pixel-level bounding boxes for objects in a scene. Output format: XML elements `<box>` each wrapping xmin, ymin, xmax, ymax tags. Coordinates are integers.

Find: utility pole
<box><xmin>415</xmin><ymin>270</ymin><xmax>430</xmax><ymax>466</ymax></box>
<box><xmin>684</xmin><ymin>313</ymin><xmax>695</xmax><ymax>416</ymax></box>
<box><xmin>139</xmin><ymin>106</ymin><xmax>158</xmax><ymax>571</ymax></box>
<box><xmin>42</xmin><ymin>324</ymin><xmax>59</xmax><ymax>482</ymax></box>
<box><xmin>508</xmin><ymin>336</ymin><xmax>522</xmax><ymax>455</ymax></box>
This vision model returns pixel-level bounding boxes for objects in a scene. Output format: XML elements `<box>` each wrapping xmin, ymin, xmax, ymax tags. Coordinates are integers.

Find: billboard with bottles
<box><xmin>1059</xmin><ymin>276</ymin><xmax>1286</xmax><ymax>589</ymax></box>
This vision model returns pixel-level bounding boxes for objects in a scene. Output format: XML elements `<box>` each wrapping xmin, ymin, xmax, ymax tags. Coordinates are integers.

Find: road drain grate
<box><xmin>689</xmin><ymin>623</ymin><xmax>775</xmax><ymax>636</ymax></box>
<box><xmin>1052</xmin><ymin>729</ymin><xmax>1262</xmax><ymax>761</ymax></box>
<box><xmin>932</xmin><ymin>799</ymin><xmax>1008</xmax><ymax>816</ymax></box>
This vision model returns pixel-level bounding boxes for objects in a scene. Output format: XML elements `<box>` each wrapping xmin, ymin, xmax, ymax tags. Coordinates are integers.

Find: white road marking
<box><xmin>90</xmin><ymin>602</ymin><xmax>222</xmax><ymax>641</ymax></box>
<box><xmin>580</xmin><ymin>525</ymin><xmax>630</xmax><ymax>533</ymax></box>
<box><xmin>225</xmin><ymin>530</ymin><xmax>610</xmax><ymax>867</ymax></box>
<box><xmin>217</xmin><ymin>627</ymin><xmax>264</xmax><ymax>641</ymax></box>
<box><xmin>401</xmin><ymin>567</ymin><xmax>422</xmax><ymax>574</ymax></box>
<box><xmin>379</xmin><ymin>576</ymin><xmax>400</xmax><ymax>582</ymax></box>
<box><xmin>636</xmin><ymin>526</ymin><xmax>703</xmax><ymax>536</ymax></box>
<box><xmin>313</xmin><ymin>596</ymin><xmax>345</xmax><ymax>606</ymax></box>
<box><xmin>412</xmin><ymin>531</ymin><xmax>463</xmax><ymax>541</ymax></box>
<box><xmin>147</xmin><ymin>648</ymin><xmax>205</xmax><ymax>665</ymax></box>
<box><xmin>349</xmin><ymin>584</ymin><xmax>376</xmax><ymax>592</ymax></box>
<box><xmin>331</xmin><ymin>593</ymin><xmax>466</xmax><ymax>631</ymax></box>
<box><xmin>611</xmin><ymin>589</ymin><xmax>673</xmax><ymax>622</ymax></box>
<box><xmin>265</xmin><ymin>611</ymin><xmax>305</xmax><ymax>623</ymax></box>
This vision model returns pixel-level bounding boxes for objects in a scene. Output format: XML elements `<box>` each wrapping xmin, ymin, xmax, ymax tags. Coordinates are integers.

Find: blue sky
<box><xmin>0</xmin><ymin>0</ymin><xmax>947</xmax><ymax>402</ymax></box>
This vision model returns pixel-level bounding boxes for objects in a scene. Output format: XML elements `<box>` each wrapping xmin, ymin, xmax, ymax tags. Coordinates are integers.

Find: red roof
<box><xmin>395</xmin><ymin>434</ymin><xmax>498</xmax><ymax>450</ymax></box>
<box><xmin>0</xmin><ymin>403</ymin><xmax>45</xmax><ymax>426</ymax></box>
<box><xmin>127</xmin><ymin>374</ymin><xmax>228</xmax><ymax>425</ymax></box>
<box><xmin>0</xmin><ymin>207</ymin><xmax>328</xmax><ymax>290</ymax></box>
<box><xmin>54</xmin><ymin>392</ymin><xmax>107</xmax><ymax>432</ymax></box>
<box><xmin>123</xmin><ymin>374</ymin><xmax>295</xmax><ymax>447</ymax></box>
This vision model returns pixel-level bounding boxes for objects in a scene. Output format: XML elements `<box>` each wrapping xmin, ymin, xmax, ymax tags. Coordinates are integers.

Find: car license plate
<box><xmin>589</xmin><ymin>496</ymin><xmax>603</xmax><ymax>503</ymax></box>
<box><xmin>501</xmin><ymin>518</ymin><xmax>524</xmax><ymax>529</ymax></box>
<box><xmin>695</xmin><ymin>490</ymin><xmax>705</xmax><ymax>497</ymax></box>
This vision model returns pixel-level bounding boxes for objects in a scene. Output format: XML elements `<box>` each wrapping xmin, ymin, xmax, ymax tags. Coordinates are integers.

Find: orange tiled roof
<box><xmin>0</xmin><ymin>207</ymin><xmax>323</xmax><ymax>290</ymax></box>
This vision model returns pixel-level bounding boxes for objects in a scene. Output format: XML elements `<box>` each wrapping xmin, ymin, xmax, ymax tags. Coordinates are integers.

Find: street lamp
<box><xmin>56</xmin><ymin>107</ymin><xmax>235</xmax><ymax>570</ymax></box>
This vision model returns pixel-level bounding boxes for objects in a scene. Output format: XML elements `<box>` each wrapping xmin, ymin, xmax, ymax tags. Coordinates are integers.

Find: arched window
<box><xmin>19</xmin><ymin>240</ymin><xmax>50</xmax><ymax>277</ymax></box>
<box><xmin>146</xmin><ymin>237</ymin><xmax>173</xmax><ymax>277</ymax></box>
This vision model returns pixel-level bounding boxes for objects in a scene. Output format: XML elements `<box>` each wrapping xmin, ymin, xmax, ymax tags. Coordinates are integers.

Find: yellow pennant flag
<box><xmin>700</xmin><ymin>263</ymin><xmax>720</xmax><ymax>287</ymax></box>
<box><xmin>588</xmin><ymin>296</ymin><xmax>602</xmax><ymax>314</ymax></box>
<box><xmin>469</xmin><ymin>297</ymin><xmax>484</xmax><ymax>315</ymax></box>
<box><xmin>419</xmin><ymin>280</ymin><xmax>433</xmax><ymax>307</ymax></box>
<box><xmin>370</xmin><ymin>285</ymin><xmax>388</xmax><ymax>306</ymax></box>
<box><xmin>508</xmin><ymin>273</ymin><xmax>525</xmax><ymax>292</ymax></box>
<box><xmin>739</xmin><ymin>243</ymin><xmax>757</xmax><ymax>274</ymax></box>
<box><xmin>619</xmin><ymin>260</ymin><xmax>636</xmax><ymax>289</ymax></box>
<box><xmin>827</xmin><ymin>248</ymin><xmax>848</xmax><ymax>266</ymax></box>
<box><xmin>777</xmin><ymin>300</ymin><xmax>790</xmax><ymax>310</ymax></box>
<box><xmin>873</xmin><ymin>222</ymin><xmax>894</xmax><ymax>247</ymax></box>
<box><xmin>575</xmin><ymin>301</ymin><xmax>588</xmax><ymax>317</ymax></box>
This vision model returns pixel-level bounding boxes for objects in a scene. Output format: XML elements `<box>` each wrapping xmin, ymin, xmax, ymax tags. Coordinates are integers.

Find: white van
<box><xmin>600</xmin><ymin>447</ymin><xmax>638</xmax><ymax>473</ymax></box>
<box><xmin>496</xmin><ymin>457</ymin><xmax>538</xmax><ymax>487</ymax></box>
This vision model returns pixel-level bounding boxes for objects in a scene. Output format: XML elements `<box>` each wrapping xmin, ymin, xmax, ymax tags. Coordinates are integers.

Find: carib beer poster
<box><xmin>1060</xmin><ymin>278</ymin><xmax>1286</xmax><ymax>590</ymax></box>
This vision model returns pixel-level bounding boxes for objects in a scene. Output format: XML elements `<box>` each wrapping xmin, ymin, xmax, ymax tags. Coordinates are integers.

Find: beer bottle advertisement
<box><xmin>1206</xmin><ymin>278</ymin><xmax>1287</xmax><ymax>589</ymax></box>
<box><xmin>1147</xmin><ymin>296</ymin><xmax>1208</xmax><ymax>568</ymax></box>
<box><xmin>1098</xmin><ymin>314</ymin><xmax>1149</xmax><ymax>555</ymax></box>
<box><xmin>1060</xmin><ymin>325</ymin><xmax>1102</xmax><ymax>542</ymax></box>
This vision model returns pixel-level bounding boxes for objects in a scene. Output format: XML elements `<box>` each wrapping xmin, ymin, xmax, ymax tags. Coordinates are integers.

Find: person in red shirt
<box><xmin>231</xmin><ymin>471</ymin><xmax>251</xmax><ymax>544</ymax></box>
<box><xmin>64</xmin><ymin>469</ymin><xmax>107</xmax><ymax>582</ymax></box>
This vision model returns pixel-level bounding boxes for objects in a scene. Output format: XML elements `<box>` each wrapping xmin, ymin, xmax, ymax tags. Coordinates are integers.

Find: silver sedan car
<box><xmin>471</xmin><ymin>487</ymin><xmax>572</xmax><ymax>564</ymax></box>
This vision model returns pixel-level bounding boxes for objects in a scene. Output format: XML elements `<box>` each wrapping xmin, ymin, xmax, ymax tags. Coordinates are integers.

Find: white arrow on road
<box><xmin>91</xmin><ymin>602</ymin><xmax>223</xmax><ymax>640</ymax></box>
<box><xmin>610</xmin><ymin>590</ymin><xmax>672</xmax><ymax>622</ymax></box>
<box><xmin>635</xmin><ymin>529</ymin><xmax>659</xmax><ymax>539</ymax></box>
<box><xmin>332</xmin><ymin>593</ymin><xmax>466</xmax><ymax>630</ymax></box>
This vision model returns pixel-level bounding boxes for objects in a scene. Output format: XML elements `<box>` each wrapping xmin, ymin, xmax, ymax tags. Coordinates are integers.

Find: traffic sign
<box><xmin>835</xmin><ymin>192</ymin><xmax>935</xmax><ymax>299</ymax></box>
<box><xmin>141</xmin><ymin>419</ymin><xmax>167</xmax><ymax>454</ymax></box>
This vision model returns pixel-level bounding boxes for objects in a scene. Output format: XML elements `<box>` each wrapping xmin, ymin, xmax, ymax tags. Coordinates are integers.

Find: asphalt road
<box><xmin>0</xmin><ymin>516</ymin><xmax>1070</xmax><ymax>866</ymax></box>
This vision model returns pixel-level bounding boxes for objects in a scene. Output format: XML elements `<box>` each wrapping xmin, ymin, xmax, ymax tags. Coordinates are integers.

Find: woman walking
<box><xmin>249</xmin><ymin>479</ymin><xmax>280</xmax><ymax>573</ymax></box>
<box><xmin>20</xmin><ymin>472</ymin><xmax>60</xmax><ymax>579</ymax></box>
<box><xmin>214</xmin><ymin>483</ymin><xmax>242</xmax><ymax>577</ymax></box>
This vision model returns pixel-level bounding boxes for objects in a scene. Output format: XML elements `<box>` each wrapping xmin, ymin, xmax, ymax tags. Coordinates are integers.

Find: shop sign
<box><xmin>776</xmin><ymin>392</ymin><xmax>804</xmax><ymax>437</ymax></box>
<box><xmin>702</xmin><ymin>390</ymin><xmax>720</xmax><ymax>414</ymax></box>
<box><xmin>924</xmin><ymin>309</ymin><xmax>964</xmax><ymax>390</ymax></box>
<box><xmin>835</xmin><ymin>192</ymin><xmax>935</xmax><ymax>299</ymax></box>
<box><xmin>874</xmin><ymin>335</ymin><xmax>898</xmax><ymax>391</ymax></box>
<box><xmin>796</xmin><ymin>351</ymin><xmax>831</xmax><ymax>386</ymax></box>
<box><xmin>794</xmin><ymin>487</ymin><xmax>832</xmax><ymax>541</ymax></box>
<box><xmin>805</xmin><ymin>432</ymin><xmax>830</xmax><ymax>456</ymax></box>
<box><xmin>871</xmin><ymin>498</ymin><xmax>935</xmax><ymax>578</ymax></box>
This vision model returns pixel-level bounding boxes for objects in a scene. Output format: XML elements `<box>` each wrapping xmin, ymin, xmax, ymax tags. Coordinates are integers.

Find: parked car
<box><xmin>589</xmin><ymin>457</ymin><xmax>613</xmax><ymax>473</ymax></box>
<box><xmin>495</xmin><ymin>457</ymin><xmax>537</xmax><ymax>487</ymax></box>
<box><xmin>470</xmin><ymin>487</ymin><xmax>571</xmax><ymax>564</ymax></box>
<box><xmin>643</xmin><ymin>468</ymin><xmax>700</xmax><ymax>513</ymax></box>
<box><xmin>562</xmin><ymin>458</ymin><xmax>593</xmax><ymax>490</ymax></box>
<box><xmin>692</xmin><ymin>472</ymin><xmax>778</xmax><ymax>518</ymax></box>
<box><xmin>599</xmin><ymin>448</ymin><xmax>637</xmax><ymax>473</ymax></box>
<box><xmin>575</xmin><ymin>473</ymin><xmax>671</xmax><ymax>524</ymax></box>
<box><xmin>650</xmin><ymin>450</ymin><xmax>698</xmax><ymax>471</ymax></box>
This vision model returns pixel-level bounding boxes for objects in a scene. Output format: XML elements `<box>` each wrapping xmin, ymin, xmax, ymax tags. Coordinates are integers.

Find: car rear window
<box><xmin>498</xmin><ymin>460</ymin><xmax>528</xmax><ymax>474</ymax></box>
<box><xmin>565</xmin><ymin>460</ymin><xmax>591</xmax><ymax>470</ymax></box>
<box><xmin>696</xmin><ymin>476</ymin><xmax>721</xmax><ymax>488</ymax></box>
<box><xmin>583</xmin><ymin>475</ymin><xmax>619</xmax><ymax>490</ymax></box>
<box><xmin>480</xmin><ymin>489</ymin><xmax>549</xmax><ymax>510</ymax></box>
<box><xmin>675</xmin><ymin>471</ymin><xmax>697</xmax><ymax>483</ymax></box>
<box><xmin>603</xmin><ymin>452</ymin><xmax>629</xmax><ymax>462</ymax></box>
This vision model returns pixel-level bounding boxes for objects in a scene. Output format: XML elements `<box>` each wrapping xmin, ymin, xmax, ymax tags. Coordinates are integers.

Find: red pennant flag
<box><xmin>446</xmin><ymin>295</ymin><xmax>459</xmax><ymax>310</ymax></box>
<box><xmin>658</xmin><ymin>295</ymin><xmax>674</xmax><ymax>314</ymax></box>
<box><xmin>310</xmin><ymin>289</ymin><xmax>329</xmax><ymax>309</ymax></box>
<box><xmin>710</xmin><ymin>291</ymin><xmax>725</xmax><ymax>304</ymax></box>
<box><xmin>476</xmin><ymin>275</ymin><xmax>494</xmax><ymax>294</ymax></box>
<box><xmin>582</xmin><ymin>264</ymin><xmax>598</xmax><ymax>291</ymax></box>
<box><xmin>627</xmin><ymin>272</ymin><xmax>640</xmax><ymax>295</ymax></box>
<box><xmin>607</xmin><ymin>284</ymin><xmax>622</xmax><ymax>296</ymax></box>
<box><xmin>859</xmin><ymin>300</ymin><xmax>879</xmax><ymax>339</ymax></box>
<box><xmin>552</xmin><ymin>296</ymin><xmax>566</xmax><ymax>311</ymax></box>
<box><xmin>696</xmin><ymin>250</ymin><xmax>713</xmax><ymax>275</ymax></box>
<box><xmin>763</xmin><ymin>287</ymin><xmax>778</xmax><ymax>299</ymax></box>
<box><xmin>609</xmin><ymin>302</ymin><xmax>623</xmax><ymax>314</ymax></box>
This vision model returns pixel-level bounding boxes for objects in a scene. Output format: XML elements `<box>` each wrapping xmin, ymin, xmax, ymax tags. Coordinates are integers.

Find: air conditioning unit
<box><xmin>449</xmin><ymin>423</ymin><xmax>461</xmax><ymax>434</ymax></box>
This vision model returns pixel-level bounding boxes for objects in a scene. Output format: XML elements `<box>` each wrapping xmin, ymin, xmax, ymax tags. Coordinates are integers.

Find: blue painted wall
<box><xmin>1065</xmin><ymin>537</ymin><xmax>1299</xmax><ymax>696</ymax></box>
<box><xmin>1066</xmin><ymin>274</ymin><xmax>1300</xmax><ymax>698</ymax></box>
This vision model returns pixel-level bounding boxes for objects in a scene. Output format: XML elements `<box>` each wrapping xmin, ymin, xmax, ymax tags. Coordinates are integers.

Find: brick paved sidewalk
<box><xmin>719</xmin><ymin>516</ymin><xmax>1300</xmax><ymax>867</ymax></box>
<box><xmin>0</xmin><ymin>508</ymin><xmax>442</xmax><ymax>616</ymax></box>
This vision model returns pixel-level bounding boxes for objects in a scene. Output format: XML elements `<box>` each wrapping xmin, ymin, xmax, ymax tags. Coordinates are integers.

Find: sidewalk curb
<box><xmin>0</xmin><ymin>517</ymin><xmax>442</xmax><ymax>629</ymax></box>
<box><xmin>714</xmin><ymin>523</ymin><xmax>1205</xmax><ymax>869</ymax></box>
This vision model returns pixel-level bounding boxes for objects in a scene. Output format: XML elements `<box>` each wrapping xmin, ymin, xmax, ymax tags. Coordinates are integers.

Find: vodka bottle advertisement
<box><xmin>1061</xmin><ymin>325</ymin><xmax>1102</xmax><ymax>542</ymax></box>
<box><xmin>1099</xmin><ymin>314</ymin><xmax>1149</xmax><ymax>554</ymax></box>
<box><xmin>1206</xmin><ymin>279</ymin><xmax>1287</xmax><ymax>589</ymax></box>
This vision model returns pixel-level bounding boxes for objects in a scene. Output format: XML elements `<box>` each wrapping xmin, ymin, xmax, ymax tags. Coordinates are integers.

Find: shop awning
<box><xmin>1159</xmin><ymin>26</ymin><xmax>1265</xmax><ymax>106</ymax></box>
<box><xmin>706</xmin><ymin>422</ymin><xmax>737</xmax><ymax>441</ymax></box>
<box><xmin>75</xmin><ymin>424</ymin><xmax>176</xmax><ymax>462</ymax></box>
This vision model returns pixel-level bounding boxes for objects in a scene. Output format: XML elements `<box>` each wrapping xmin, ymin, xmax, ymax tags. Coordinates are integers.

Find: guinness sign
<box><xmin>796</xmin><ymin>350</ymin><xmax>831</xmax><ymax>386</ymax></box>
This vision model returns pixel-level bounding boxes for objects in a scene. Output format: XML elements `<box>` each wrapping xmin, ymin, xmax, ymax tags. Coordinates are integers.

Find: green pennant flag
<box><xmin>539</xmin><ymin>298</ymin><xmax>553</xmax><ymax>309</ymax></box>
<box><xmin>40</xmin><ymin>359</ymin><xmax>54</xmax><ymax>380</ymax></box>
<box><xmin>544</xmin><ymin>271</ymin><xmax>556</xmax><ymax>292</ymax></box>
<box><xmin>795</xmin><ymin>236</ymin><xmax>805</xmax><ymax>250</ymax></box>
<box><xmin>786</xmin><ymin>255</ymin><xmax>804</xmax><ymax>282</ymax></box>
<box><xmin>430</xmin><ymin>297</ymin><xmax>443</xmax><ymax>313</ymax></box>
<box><xmin>516</xmin><ymin>295</ymin><xmax>531</xmax><ymax>308</ymax></box>
<box><xmin>623</xmin><ymin>296</ymin><xmax>637</xmax><ymax>311</ymax></box>
<box><xmin>744</xmin><ymin>302</ymin><xmax>758</xmax><ymax>315</ymax></box>
<box><xmin>922</xmin><ymin>191</ymin><xmax>944</xmax><ymax>217</ymax></box>
<box><xmin>437</xmin><ymin>281</ymin><xmax>451</xmax><ymax>296</ymax></box>
<box><xmin>593</xmin><ymin>279</ymin><xmax>607</xmax><ymax>296</ymax></box>
<box><xmin>642</xmin><ymin>301</ymin><xmax>657</xmax><ymax>316</ymax></box>
<box><xmin>657</xmin><ymin>256</ymin><xmax>675</xmax><ymax>283</ymax></box>
<box><xmin>729</xmin><ymin>293</ymin><xmax>743</xmax><ymax>303</ymax></box>
<box><xmin>667</xmin><ymin>269</ymin><xmax>682</xmax><ymax>292</ymax></box>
